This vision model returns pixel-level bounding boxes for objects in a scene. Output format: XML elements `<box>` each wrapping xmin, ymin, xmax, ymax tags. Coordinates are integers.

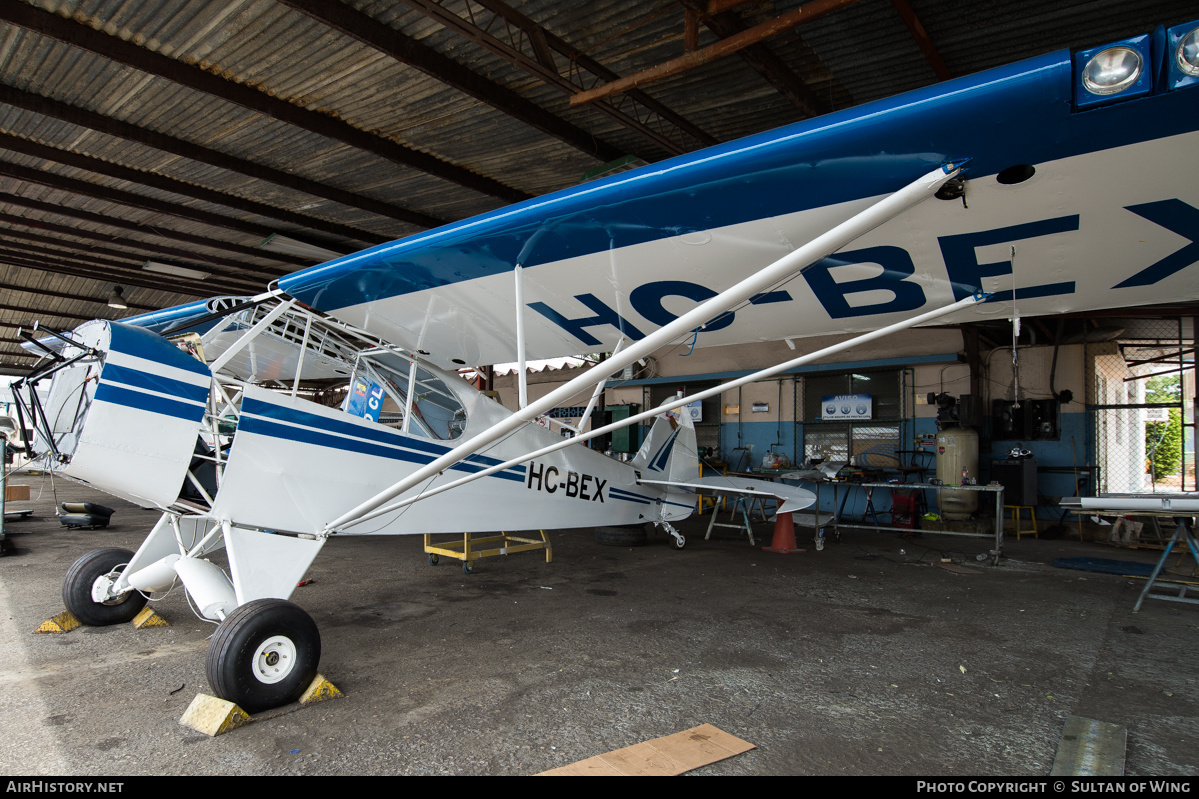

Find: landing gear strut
<box><xmin>659</xmin><ymin>521</ymin><xmax>686</xmax><ymax>550</ymax></box>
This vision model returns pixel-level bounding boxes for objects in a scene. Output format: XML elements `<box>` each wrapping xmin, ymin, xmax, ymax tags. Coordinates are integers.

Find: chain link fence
<box><xmin>1087</xmin><ymin>318</ymin><xmax>1191</xmax><ymax>493</ymax></box>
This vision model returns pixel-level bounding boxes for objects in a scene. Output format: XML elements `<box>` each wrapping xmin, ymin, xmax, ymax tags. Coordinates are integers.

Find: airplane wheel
<box><xmin>61</xmin><ymin>548</ymin><xmax>147</xmax><ymax>626</ymax></box>
<box><xmin>206</xmin><ymin>598</ymin><xmax>321</xmax><ymax>714</ymax></box>
<box><xmin>671</xmin><ymin>535</ymin><xmax>686</xmax><ymax>550</ymax></box>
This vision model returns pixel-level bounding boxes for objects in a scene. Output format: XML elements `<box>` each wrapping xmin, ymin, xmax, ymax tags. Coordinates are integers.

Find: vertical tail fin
<box><xmin>631</xmin><ymin>401</ymin><xmax>699</xmax><ymax>483</ymax></box>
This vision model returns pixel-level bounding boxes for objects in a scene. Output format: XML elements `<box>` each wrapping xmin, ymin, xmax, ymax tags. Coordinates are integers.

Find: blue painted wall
<box><xmin>711</xmin><ymin>410</ymin><xmax>1090</xmax><ymax>522</ymax></box>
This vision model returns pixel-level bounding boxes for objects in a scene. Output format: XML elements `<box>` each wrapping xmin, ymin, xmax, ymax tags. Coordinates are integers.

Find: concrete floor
<box><xmin>1</xmin><ymin>477</ymin><xmax>1197</xmax><ymax>776</ymax></box>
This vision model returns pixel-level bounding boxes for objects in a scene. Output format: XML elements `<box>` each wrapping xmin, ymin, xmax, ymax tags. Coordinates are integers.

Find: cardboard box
<box><xmin>5</xmin><ymin>484</ymin><xmax>30</xmax><ymax>501</ymax></box>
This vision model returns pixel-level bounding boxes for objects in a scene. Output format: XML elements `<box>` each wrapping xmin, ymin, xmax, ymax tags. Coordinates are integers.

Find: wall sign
<box><xmin>821</xmin><ymin>394</ymin><xmax>872</xmax><ymax>420</ymax></box>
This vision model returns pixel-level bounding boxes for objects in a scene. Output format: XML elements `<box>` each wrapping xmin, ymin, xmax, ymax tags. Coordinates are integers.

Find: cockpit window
<box><xmin>346</xmin><ymin>353</ymin><xmax>466</xmax><ymax>440</ymax></box>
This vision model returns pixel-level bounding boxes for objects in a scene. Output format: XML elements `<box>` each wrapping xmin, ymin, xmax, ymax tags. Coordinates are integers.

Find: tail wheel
<box><xmin>62</xmin><ymin>548</ymin><xmax>147</xmax><ymax>626</ymax></box>
<box><xmin>206</xmin><ymin>598</ymin><xmax>321</xmax><ymax>714</ymax></box>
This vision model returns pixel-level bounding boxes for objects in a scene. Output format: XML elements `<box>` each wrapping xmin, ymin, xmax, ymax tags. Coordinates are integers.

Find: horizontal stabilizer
<box><xmin>638</xmin><ymin>475</ymin><xmax>816</xmax><ymax>514</ymax></box>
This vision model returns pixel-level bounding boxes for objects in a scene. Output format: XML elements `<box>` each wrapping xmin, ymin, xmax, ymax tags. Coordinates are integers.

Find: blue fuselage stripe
<box><xmin>240</xmin><ymin>396</ymin><xmax>520</xmax><ymax>475</ymax></box>
<box><xmin>237</xmin><ymin>408</ymin><xmax>525</xmax><ymax>482</ymax></box>
<box><xmin>94</xmin><ymin>383</ymin><xmax>206</xmax><ymax>422</ymax></box>
<box><xmin>101</xmin><ymin>363</ymin><xmax>209</xmax><ymax>404</ymax></box>
<box><xmin>609</xmin><ymin>488</ymin><xmax>653</xmax><ymax>505</ymax></box>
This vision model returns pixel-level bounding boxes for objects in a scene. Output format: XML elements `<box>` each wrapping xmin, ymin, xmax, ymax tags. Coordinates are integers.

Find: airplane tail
<box><xmin>631</xmin><ymin>401</ymin><xmax>699</xmax><ymax>484</ymax></box>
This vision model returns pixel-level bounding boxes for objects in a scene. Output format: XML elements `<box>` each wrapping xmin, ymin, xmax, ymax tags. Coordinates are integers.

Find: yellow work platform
<box><xmin>423</xmin><ymin>531</ymin><xmax>551</xmax><ymax>574</ymax></box>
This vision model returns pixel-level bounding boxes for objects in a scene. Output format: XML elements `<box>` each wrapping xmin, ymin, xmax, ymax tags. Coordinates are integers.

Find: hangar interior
<box><xmin>0</xmin><ymin>0</ymin><xmax>1197</xmax><ymax>778</ymax></box>
<box><xmin>0</xmin><ymin>0</ymin><xmax>1194</xmax><ymax>529</ymax></box>
<box><xmin>497</xmin><ymin>317</ymin><xmax>1196</xmax><ymax>531</ymax></box>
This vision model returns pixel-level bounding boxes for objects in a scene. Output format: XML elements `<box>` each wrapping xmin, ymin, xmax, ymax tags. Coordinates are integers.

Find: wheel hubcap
<box><xmin>91</xmin><ymin>572</ymin><xmax>130</xmax><ymax>606</ymax></box>
<box><xmin>252</xmin><ymin>635</ymin><xmax>297</xmax><ymax>684</ymax></box>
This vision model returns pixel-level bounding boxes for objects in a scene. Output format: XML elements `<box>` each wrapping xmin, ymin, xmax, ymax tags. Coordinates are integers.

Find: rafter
<box><xmin>0</xmin><ymin>132</ymin><xmax>389</xmax><ymax>246</ymax></box>
<box><xmin>570</xmin><ymin>0</ymin><xmax>859</xmax><ymax>107</ymax></box>
<box><xmin>278</xmin><ymin>0</ymin><xmax>623</xmax><ymax>164</ymax></box>
<box><xmin>0</xmin><ymin>280</ymin><xmax>157</xmax><ymax>312</ymax></box>
<box><xmin>680</xmin><ymin>0</ymin><xmax>832</xmax><ymax>118</ymax></box>
<box><xmin>0</xmin><ymin>210</ymin><xmax>284</xmax><ymax>279</ymax></box>
<box><xmin>0</xmin><ymin>191</ymin><xmax>312</xmax><ymax>269</ymax></box>
<box><xmin>890</xmin><ymin>0</ymin><xmax>951</xmax><ymax>81</ymax></box>
<box><xmin>0</xmin><ymin>158</ymin><xmax>347</xmax><ymax>246</ymax></box>
<box><xmin>0</xmin><ymin>301</ymin><xmax>104</xmax><ymax>322</ymax></box>
<box><xmin>1</xmin><ymin>222</ymin><xmax>284</xmax><ymax>286</ymax></box>
<box><xmin>0</xmin><ymin>2</ymin><xmax>530</xmax><ymax>203</ymax></box>
<box><xmin>398</xmin><ymin>0</ymin><xmax>718</xmax><ymax>156</ymax></box>
<box><xmin>0</xmin><ymin>246</ymin><xmax>245</xmax><ymax>297</ymax></box>
<box><xmin>0</xmin><ymin>83</ymin><xmax>446</xmax><ymax>230</ymax></box>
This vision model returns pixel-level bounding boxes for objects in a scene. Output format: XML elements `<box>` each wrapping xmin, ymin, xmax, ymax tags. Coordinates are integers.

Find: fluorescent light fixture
<box><xmin>143</xmin><ymin>260</ymin><xmax>210</xmax><ymax>280</ymax></box>
<box><xmin>259</xmin><ymin>233</ymin><xmax>344</xmax><ymax>262</ymax></box>
<box><xmin>107</xmin><ymin>286</ymin><xmax>128</xmax><ymax>310</ymax></box>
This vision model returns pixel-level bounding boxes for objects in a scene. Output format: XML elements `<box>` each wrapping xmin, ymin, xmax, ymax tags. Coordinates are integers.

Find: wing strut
<box><xmin>514</xmin><ymin>263</ymin><xmax>528</xmax><ymax>409</ymax></box>
<box><xmin>333</xmin><ymin>288</ymin><xmax>987</xmax><ymax>531</ymax></box>
<box><xmin>322</xmin><ymin>163</ymin><xmax>965</xmax><ymax>535</ymax></box>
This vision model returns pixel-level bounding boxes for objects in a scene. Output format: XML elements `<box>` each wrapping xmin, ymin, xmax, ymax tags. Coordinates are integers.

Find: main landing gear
<box><xmin>62</xmin><ymin>548</ymin><xmax>147</xmax><ymax>626</ymax></box>
<box><xmin>62</xmin><ymin>549</ymin><xmax>321</xmax><ymax>714</ymax></box>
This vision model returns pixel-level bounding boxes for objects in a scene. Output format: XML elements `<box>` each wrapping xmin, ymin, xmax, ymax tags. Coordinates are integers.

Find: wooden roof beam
<box><xmin>570</xmin><ymin>0</ymin><xmax>859</xmax><ymax>107</ymax></box>
<box><xmin>400</xmin><ymin>0</ymin><xmax>718</xmax><ymax>155</ymax></box>
<box><xmin>890</xmin><ymin>0</ymin><xmax>951</xmax><ymax>81</ymax></box>
<box><xmin>680</xmin><ymin>0</ymin><xmax>832</xmax><ymax>118</ymax></box>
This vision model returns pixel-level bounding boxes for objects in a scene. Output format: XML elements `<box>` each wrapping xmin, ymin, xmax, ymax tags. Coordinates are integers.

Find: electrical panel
<box><xmin>991</xmin><ymin>399</ymin><xmax>1059</xmax><ymax>441</ymax></box>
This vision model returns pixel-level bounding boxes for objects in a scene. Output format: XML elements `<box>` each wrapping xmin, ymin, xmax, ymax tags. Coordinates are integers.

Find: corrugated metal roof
<box><xmin>0</xmin><ymin>0</ymin><xmax>1196</xmax><ymax>372</ymax></box>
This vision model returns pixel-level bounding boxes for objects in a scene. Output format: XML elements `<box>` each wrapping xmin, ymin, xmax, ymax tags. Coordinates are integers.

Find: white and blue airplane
<box><xmin>9</xmin><ymin>20</ymin><xmax>1199</xmax><ymax>713</ymax></box>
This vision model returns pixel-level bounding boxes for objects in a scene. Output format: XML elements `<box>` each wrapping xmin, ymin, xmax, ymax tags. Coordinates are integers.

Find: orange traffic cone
<box><xmin>762</xmin><ymin>511</ymin><xmax>806</xmax><ymax>553</ymax></box>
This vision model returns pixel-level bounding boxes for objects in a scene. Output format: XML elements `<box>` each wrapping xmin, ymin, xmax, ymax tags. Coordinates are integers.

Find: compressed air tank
<box><xmin>936</xmin><ymin>426</ymin><xmax>979</xmax><ymax>519</ymax></box>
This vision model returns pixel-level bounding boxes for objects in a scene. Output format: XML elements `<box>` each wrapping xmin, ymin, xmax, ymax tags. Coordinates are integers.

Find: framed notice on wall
<box><xmin>821</xmin><ymin>394</ymin><xmax>872</xmax><ymax>421</ymax></box>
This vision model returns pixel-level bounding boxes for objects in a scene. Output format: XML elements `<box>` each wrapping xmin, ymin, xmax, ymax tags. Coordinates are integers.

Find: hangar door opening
<box><xmin>1087</xmin><ymin>318</ymin><xmax>1195</xmax><ymax>494</ymax></box>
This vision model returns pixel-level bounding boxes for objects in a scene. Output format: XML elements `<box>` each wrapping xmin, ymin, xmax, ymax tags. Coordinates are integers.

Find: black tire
<box><xmin>594</xmin><ymin>524</ymin><xmax>648</xmax><ymax>547</ymax></box>
<box><xmin>671</xmin><ymin>534</ymin><xmax>687</xmax><ymax>550</ymax></box>
<box><xmin>206</xmin><ymin>598</ymin><xmax>321</xmax><ymax>714</ymax></box>
<box><xmin>61</xmin><ymin>548</ymin><xmax>147</xmax><ymax>626</ymax></box>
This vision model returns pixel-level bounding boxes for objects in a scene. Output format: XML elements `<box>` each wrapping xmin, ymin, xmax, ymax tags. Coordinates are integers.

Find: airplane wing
<box><xmin>275</xmin><ymin>32</ymin><xmax>1199</xmax><ymax>370</ymax></box>
<box><xmin>638</xmin><ymin>475</ymin><xmax>816</xmax><ymax>515</ymax></box>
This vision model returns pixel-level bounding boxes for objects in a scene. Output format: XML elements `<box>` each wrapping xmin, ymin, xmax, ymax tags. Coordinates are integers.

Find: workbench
<box><xmin>1060</xmin><ymin>495</ymin><xmax>1199</xmax><ymax>611</ymax></box>
<box><xmin>783</xmin><ymin>476</ymin><xmax>1006</xmax><ymax>562</ymax></box>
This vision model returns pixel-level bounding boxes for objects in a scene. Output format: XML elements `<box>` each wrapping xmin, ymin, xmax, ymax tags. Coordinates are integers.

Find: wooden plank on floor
<box><xmin>537</xmin><ymin>724</ymin><xmax>755</xmax><ymax>776</ymax></box>
<box><xmin>1050</xmin><ymin>715</ymin><xmax>1127</xmax><ymax>776</ymax></box>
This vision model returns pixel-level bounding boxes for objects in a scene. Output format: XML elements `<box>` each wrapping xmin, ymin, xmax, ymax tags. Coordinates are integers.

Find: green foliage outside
<box><xmin>1145</xmin><ymin>375</ymin><xmax>1182</xmax><ymax>480</ymax></box>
